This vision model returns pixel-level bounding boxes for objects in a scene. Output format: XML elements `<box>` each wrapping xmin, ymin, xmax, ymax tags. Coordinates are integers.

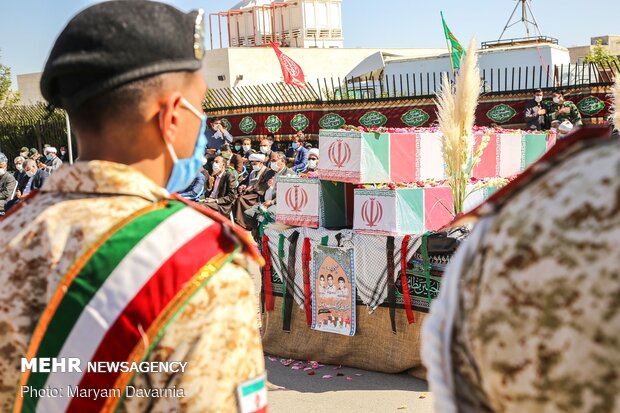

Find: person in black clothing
<box><xmin>524</xmin><ymin>89</ymin><xmax>547</xmax><ymax>131</ymax></box>
<box><xmin>22</xmin><ymin>159</ymin><xmax>49</xmax><ymax>196</ymax></box>
<box><xmin>59</xmin><ymin>146</ymin><xmax>70</xmax><ymax>163</ymax></box>
<box><xmin>202</xmin><ymin>156</ymin><xmax>237</xmax><ymax>217</ymax></box>
<box><xmin>13</xmin><ymin>156</ymin><xmax>29</xmax><ymax>194</ymax></box>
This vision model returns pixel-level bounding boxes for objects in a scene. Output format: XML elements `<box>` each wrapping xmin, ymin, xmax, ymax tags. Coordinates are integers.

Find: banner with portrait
<box><xmin>311</xmin><ymin>245</ymin><xmax>356</xmax><ymax>336</ymax></box>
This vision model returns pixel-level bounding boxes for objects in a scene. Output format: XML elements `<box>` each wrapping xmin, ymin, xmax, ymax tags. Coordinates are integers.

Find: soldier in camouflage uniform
<box><xmin>0</xmin><ymin>2</ymin><xmax>266</xmax><ymax>413</ymax></box>
<box><xmin>547</xmin><ymin>90</ymin><xmax>583</xmax><ymax>126</ymax></box>
<box><xmin>422</xmin><ymin>124</ymin><xmax>620</xmax><ymax>413</ymax></box>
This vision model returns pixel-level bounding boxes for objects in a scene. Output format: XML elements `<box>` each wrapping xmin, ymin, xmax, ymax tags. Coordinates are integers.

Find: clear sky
<box><xmin>1</xmin><ymin>0</ymin><xmax>618</xmax><ymax>85</ymax></box>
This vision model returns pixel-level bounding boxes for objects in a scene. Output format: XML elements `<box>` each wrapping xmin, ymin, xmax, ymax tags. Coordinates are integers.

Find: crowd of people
<box><xmin>0</xmin><ymin>145</ymin><xmax>67</xmax><ymax>214</ymax></box>
<box><xmin>178</xmin><ymin>119</ymin><xmax>320</xmax><ymax>238</ymax></box>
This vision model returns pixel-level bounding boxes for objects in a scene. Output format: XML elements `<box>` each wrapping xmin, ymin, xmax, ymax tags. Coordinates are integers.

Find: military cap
<box><xmin>20</xmin><ymin>147</ymin><xmax>29</xmax><ymax>152</ymax></box>
<box><xmin>40</xmin><ymin>0</ymin><xmax>206</xmax><ymax>109</ymax></box>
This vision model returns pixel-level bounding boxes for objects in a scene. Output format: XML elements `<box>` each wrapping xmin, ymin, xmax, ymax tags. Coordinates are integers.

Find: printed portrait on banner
<box><xmin>311</xmin><ymin>245</ymin><xmax>356</xmax><ymax>336</ymax></box>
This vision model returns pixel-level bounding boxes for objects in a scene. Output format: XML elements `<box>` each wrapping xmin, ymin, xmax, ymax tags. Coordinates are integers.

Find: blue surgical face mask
<box><xmin>292</xmin><ymin>142</ymin><xmax>298</xmax><ymax>150</ymax></box>
<box><xmin>161</xmin><ymin>97</ymin><xmax>207</xmax><ymax>193</ymax></box>
<box><xmin>45</xmin><ymin>154</ymin><xmax>52</xmax><ymax>161</ymax></box>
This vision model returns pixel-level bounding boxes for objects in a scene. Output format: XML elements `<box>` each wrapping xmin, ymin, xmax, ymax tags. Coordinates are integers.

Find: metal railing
<box><xmin>481</xmin><ymin>36</ymin><xmax>558</xmax><ymax>49</ymax></box>
<box><xmin>204</xmin><ymin>61</ymin><xmax>619</xmax><ymax>111</ymax></box>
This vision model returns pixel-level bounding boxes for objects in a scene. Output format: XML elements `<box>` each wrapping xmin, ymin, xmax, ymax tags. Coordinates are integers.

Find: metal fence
<box><xmin>204</xmin><ymin>62</ymin><xmax>619</xmax><ymax>111</ymax></box>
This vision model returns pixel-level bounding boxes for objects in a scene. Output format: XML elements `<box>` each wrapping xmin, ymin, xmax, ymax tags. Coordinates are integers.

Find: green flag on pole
<box><xmin>441</xmin><ymin>12</ymin><xmax>465</xmax><ymax>72</ymax></box>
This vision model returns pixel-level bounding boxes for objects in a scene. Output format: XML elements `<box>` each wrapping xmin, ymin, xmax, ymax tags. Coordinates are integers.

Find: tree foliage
<box><xmin>584</xmin><ymin>40</ymin><xmax>620</xmax><ymax>67</ymax></box>
<box><xmin>0</xmin><ymin>51</ymin><xmax>20</xmax><ymax>106</ymax></box>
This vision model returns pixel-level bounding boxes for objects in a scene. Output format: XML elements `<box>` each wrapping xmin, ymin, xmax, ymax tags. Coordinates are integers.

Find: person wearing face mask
<box><xmin>12</xmin><ymin>156</ymin><xmax>29</xmax><ymax>195</ymax></box>
<box><xmin>201</xmin><ymin>156</ymin><xmax>237</xmax><ymax>216</ymax></box>
<box><xmin>0</xmin><ymin>3</ymin><xmax>266</xmax><ymax>413</ymax></box>
<box><xmin>262</xmin><ymin>152</ymin><xmax>295</xmax><ymax>209</ymax></box>
<box><xmin>20</xmin><ymin>158</ymin><xmax>49</xmax><ymax>197</ymax></box>
<box><xmin>44</xmin><ymin>147</ymin><xmax>63</xmax><ymax>173</ymax></box>
<box><xmin>232</xmin><ymin>138</ymin><xmax>244</xmax><ymax>155</ymax></box>
<box><xmin>291</xmin><ymin>132</ymin><xmax>309</xmax><ymax>173</ymax></box>
<box><xmin>234</xmin><ymin>152</ymin><xmax>274</xmax><ymax>229</ymax></box>
<box><xmin>0</xmin><ymin>153</ymin><xmax>17</xmax><ymax>214</ymax></box>
<box><xmin>58</xmin><ymin>145</ymin><xmax>70</xmax><ymax>163</ymax></box>
<box><xmin>258</xmin><ymin>138</ymin><xmax>273</xmax><ymax>166</ymax></box>
<box><xmin>304</xmin><ymin>148</ymin><xmax>320</xmax><ymax>177</ymax></box>
<box><xmin>549</xmin><ymin>90</ymin><xmax>582</xmax><ymax>127</ymax></box>
<box><xmin>241</xmin><ymin>138</ymin><xmax>253</xmax><ymax>157</ymax></box>
<box><xmin>524</xmin><ymin>89</ymin><xmax>547</xmax><ymax>131</ymax></box>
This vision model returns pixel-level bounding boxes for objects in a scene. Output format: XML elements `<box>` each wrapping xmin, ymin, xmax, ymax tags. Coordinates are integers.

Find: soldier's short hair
<box><xmin>67</xmin><ymin>72</ymin><xmax>195</xmax><ymax>134</ymax></box>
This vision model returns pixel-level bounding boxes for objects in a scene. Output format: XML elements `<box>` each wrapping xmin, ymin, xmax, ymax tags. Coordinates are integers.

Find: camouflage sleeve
<box><xmin>548</xmin><ymin>103</ymin><xmax>559</xmax><ymax>121</ymax></box>
<box><xmin>120</xmin><ymin>259</ymin><xmax>265</xmax><ymax>413</ymax></box>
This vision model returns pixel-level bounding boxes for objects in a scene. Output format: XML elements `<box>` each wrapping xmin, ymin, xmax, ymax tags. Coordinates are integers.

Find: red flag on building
<box><xmin>270</xmin><ymin>41</ymin><xmax>306</xmax><ymax>88</ymax></box>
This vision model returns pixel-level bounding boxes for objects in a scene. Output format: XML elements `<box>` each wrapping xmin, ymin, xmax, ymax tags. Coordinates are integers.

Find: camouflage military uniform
<box><xmin>424</xmin><ymin>133</ymin><xmax>620</xmax><ymax>413</ymax></box>
<box><xmin>0</xmin><ymin>161</ymin><xmax>265</xmax><ymax>413</ymax></box>
<box><xmin>548</xmin><ymin>100</ymin><xmax>583</xmax><ymax>126</ymax></box>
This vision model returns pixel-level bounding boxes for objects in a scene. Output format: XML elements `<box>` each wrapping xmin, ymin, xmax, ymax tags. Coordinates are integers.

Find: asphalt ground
<box><xmin>265</xmin><ymin>356</ymin><xmax>435</xmax><ymax>413</ymax></box>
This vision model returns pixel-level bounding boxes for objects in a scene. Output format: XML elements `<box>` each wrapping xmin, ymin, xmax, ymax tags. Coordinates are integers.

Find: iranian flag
<box><xmin>270</xmin><ymin>41</ymin><xmax>306</xmax><ymax>88</ymax></box>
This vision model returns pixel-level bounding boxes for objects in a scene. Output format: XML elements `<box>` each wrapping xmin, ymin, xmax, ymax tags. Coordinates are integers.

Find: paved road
<box><xmin>265</xmin><ymin>356</ymin><xmax>435</xmax><ymax>413</ymax></box>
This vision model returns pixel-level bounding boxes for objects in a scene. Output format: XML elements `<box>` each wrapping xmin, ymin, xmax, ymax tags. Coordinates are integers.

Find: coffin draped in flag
<box><xmin>270</xmin><ymin>41</ymin><xmax>306</xmax><ymax>88</ymax></box>
<box><xmin>473</xmin><ymin>131</ymin><xmax>554</xmax><ymax>178</ymax></box>
<box><xmin>275</xmin><ymin>176</ymin><xmax>354</xmax><ymax>229</ymax></box>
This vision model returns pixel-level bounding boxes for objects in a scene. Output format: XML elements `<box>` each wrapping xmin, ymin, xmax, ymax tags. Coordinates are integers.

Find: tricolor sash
<box><xmin>15</xmin><ymin>200</ymin><xmax>238</xmax><ymax>413</ymax></box>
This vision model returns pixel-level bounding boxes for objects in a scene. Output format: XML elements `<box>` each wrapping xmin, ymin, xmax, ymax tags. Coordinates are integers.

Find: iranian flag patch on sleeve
<box><xmin>237</xmin><ymin>373</ymin><xmax>268</xmax><ymax>413</ymax></box>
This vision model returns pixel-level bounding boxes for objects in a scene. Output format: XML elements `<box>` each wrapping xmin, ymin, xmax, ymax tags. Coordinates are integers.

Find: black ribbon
<box><xmin>283</xmin><ymin>231</ymin><xmax>300</xmax><ymax>332</ymax></box>
<box><xmin>387</xmin><ymin>236</ymin><xmax>396</xmax><ymax>334</ymax></box>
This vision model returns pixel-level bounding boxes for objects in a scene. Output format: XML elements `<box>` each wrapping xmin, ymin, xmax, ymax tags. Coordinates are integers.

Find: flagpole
<box><xmin>441</xmin><ymin>12</ymin><xmax>455</xmax><ymax>80</ymax></box>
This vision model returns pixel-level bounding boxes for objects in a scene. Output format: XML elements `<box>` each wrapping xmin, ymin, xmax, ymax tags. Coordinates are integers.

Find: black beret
<box><xmin>41</xmin><ymin>0</ymin><xmax>205</xmax><ymax>109</ymax></box>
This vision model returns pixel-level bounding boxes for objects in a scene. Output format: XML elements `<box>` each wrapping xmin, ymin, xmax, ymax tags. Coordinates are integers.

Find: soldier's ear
<box><xmin>158</xmin><ymin>93</ymin><xmax>184</xmax><ymax>144</ymax></box>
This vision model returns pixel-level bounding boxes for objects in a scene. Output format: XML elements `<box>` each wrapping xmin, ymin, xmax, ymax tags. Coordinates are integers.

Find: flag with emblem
<box><xmin>270</xmin><ymin>41</ymin><xmax>306</xmax><ymax>88</ymax></box>
<box><xmin>440</xmin><ymin>12</ymin><xmax>465</xmax><ymax>72</ymax></box>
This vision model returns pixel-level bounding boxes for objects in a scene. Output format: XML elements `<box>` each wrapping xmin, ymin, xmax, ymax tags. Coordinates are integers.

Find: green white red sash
<box><xmin>15</xmin><ymin>200</ymin><xmax>237</xmax><ymax>413</ymax></box>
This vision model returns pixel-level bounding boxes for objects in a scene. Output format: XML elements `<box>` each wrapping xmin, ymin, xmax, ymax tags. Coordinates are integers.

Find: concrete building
<box><xmin>568</xmin><ymin>35</ymin><xmax>620</xmax><ymax>63</ymax></box>
<box><xmin>381</xmin><ymin>42</ymin><xmax>573</xmax><ymax>93</ymax></box>
<box><xmin>16</xmin><ymin>72</ymin><xmax>44</xmax><ymax>104</ymax></box>
<box><xmin>211</xmin><ymin>0</ymin><xmax>343</xmax><ymax>49</ymax></box>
